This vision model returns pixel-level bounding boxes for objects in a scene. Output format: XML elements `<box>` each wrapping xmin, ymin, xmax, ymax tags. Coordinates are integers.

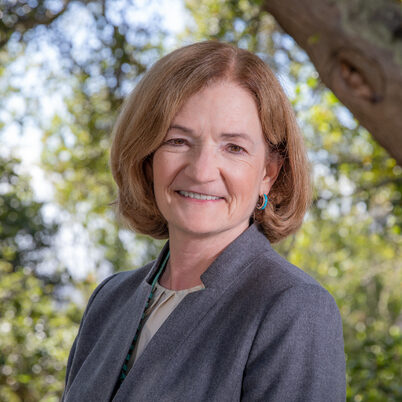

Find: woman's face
<box><xmin>152</xmin><ymin>80</ymin><xmax>280</xmax><ymax>240</ymax></box>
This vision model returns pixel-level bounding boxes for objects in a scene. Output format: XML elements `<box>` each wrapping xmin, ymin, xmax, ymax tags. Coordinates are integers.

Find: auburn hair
<box><xmin>110</xmin><ymin>41</ymin><xmax>311</xmax><ymax>243</ymax></box>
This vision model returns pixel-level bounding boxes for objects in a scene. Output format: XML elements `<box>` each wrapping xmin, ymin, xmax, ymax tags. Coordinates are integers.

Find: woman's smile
<box><xmin>176</xmin><ymin>190</ymin><xmax>225</xmax><ymax>201</ymax></box>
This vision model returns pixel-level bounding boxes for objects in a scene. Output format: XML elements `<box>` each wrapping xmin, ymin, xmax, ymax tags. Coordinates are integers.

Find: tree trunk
<box><xmin>264</xmin><ymin>0</ymin><xmax>402</xmax><ymax>165</ymax></box>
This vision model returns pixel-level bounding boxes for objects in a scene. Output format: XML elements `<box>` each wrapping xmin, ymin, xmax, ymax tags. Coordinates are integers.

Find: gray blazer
<box><xmin>62</xmin><ymin>223</ymin><xmax>346</xmax><ymax>401</ymax></box>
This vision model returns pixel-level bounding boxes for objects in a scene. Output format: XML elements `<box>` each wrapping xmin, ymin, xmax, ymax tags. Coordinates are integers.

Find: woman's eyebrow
<box><xmin>221</xmin><ymin>133</ymin><xmax>253</xmax><ymax>144</ymax></box>
<box><xmin>168</xmin><ymin>124</ymin><xmax>194</xmax><ymax>134</ymax></box>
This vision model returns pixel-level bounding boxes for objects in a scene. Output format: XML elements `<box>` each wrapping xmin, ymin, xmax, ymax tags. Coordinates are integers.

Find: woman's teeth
<box><xmin>178</xmin><ymin>191</ymin><xmax>221</xmax><ymax>201</ymax></box>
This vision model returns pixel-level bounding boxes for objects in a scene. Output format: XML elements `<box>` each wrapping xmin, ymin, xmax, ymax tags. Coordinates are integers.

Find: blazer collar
<box><xmin>144</xmin><ymin>223</ymin><xmax>273</xmax><ymax>291</ymax></box>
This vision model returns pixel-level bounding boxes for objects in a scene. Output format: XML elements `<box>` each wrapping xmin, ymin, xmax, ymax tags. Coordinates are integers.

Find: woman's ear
<box><xmin>260</xmin><ymin>152</ymin><xmax>283</xmax><ymax>194</ymax></box>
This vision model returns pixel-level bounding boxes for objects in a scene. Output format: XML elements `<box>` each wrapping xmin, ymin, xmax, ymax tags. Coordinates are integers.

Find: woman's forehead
<box><xmin>171</xmin><ymin>81</ymin><xmax>262</xmax><ymax>133</ymax></box>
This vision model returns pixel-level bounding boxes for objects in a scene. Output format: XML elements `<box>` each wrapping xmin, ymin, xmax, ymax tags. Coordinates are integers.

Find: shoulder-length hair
<box><xmin>110</xmin><ymin>41</ymin><xmax>311</xmax><ymax>243</ymax></box>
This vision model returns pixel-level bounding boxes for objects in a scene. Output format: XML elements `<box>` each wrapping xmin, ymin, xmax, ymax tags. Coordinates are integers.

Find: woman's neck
<box><xmin>158</xmin><ymin>224</ymin><xmax>249</xmax><ymax>290</ymax></box>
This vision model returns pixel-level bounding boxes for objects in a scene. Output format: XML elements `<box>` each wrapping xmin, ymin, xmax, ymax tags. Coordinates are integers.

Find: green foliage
<box><xmin>184</xmin><ymin>0</ymin><xmax>267</xmax><ymax>48</ymax></box>
<box><xmin>0</xmin><ymin>264</ymin><xmax>86</xmax><ymax>402</ymax></box>
<box><xmin>0</xmin><ymin>0</ymin><xmax>71</xmax><ymax>49</ymax></box>
<box><xmin>0</xmin><ymin>156</ymin><xmax>56</xmax><ymax>274</ymax></box>
<box><xmin>37</xmin><ymin>0</ymin><xmax>166</xmax><ymax>273</ymax></box>
<box><xmin>0</xmin><ymin>156</ymin><xmax>94</xmax><ymax>400</ymax></box>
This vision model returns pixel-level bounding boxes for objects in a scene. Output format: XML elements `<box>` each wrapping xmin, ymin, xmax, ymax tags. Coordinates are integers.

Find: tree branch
<box><xmin>264</xmin><ymin>0</ymin><xmax>402</xmax><ymax>165</ymax></box>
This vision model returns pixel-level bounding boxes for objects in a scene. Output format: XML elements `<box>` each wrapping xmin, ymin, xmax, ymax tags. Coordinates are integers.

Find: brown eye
<box><xmin>166</xmin><ymin>138</ymin><xmax>186</xmax><ymax>146</ymax></box>
<box><xmin>228</xmin><ymin>144</ymin><xmax>245</xmax><ymax>154</ymax></box>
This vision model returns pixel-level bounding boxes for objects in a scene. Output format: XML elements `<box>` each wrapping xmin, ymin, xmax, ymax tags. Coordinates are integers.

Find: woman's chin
<box><xmin>168</xmin><ymin>218</ymin><xmax>249</xmax><ymax>240</ymax></box>
<box><xmin>172</xmin><ymin>223</ymin><xmax>222</xmax><ymax>237</ymax></box>
<box><xmin>166</xmin><ymin>219</ymin><xmax>224</xmax><ymax>238</ymax></box>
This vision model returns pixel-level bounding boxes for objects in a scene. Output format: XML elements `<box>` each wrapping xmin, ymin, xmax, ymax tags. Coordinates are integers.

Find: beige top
<box><xmin>127</xmin><ymin>280</ymin><xmax>205</xmax><ymax>372</ymax></box>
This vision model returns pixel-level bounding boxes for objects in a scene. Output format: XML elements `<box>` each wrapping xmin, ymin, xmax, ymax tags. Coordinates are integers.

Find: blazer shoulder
<box><xmin>247</xmin><ymin>249</ymin><xmax>344</xmax><ymax>363</ymax></box>
<box><xmin>84</xmin><ymin>260</ymin><xmax>155</xmax><ymax>313</ymax></box>
<box><xmin>254</xmin><ymin>246</ymin><xmax>325</xmax><ymax>291</ymax></box>
<box><xmin>241</xmin><ymin>247</ymin><xmax>340</xmax><ymax>316</ymax></box>
<box><xmin>243</xmin><ymin>275</ymin><xmax>346</xmax><ymax>401</ymax></box>
<box><xmin>102</xmin><ymin>260</ymin><xmax>155</xmax><ymax>289</ymax></box>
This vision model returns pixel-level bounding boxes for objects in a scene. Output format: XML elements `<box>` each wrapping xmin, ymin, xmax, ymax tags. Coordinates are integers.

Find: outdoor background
<box><xmin>1</xmin><ymin>0</ymin><xmax>401</xmax><ymax>401</ymax></box>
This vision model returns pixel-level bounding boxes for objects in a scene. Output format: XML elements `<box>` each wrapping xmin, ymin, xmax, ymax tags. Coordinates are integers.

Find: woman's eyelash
<box><xmin>164</xmin><ymin>139</ymin><xmax>246</xmax><ymax>153</ymax></box>
<box><xmin>227</xmin><ymin>144</ymin><xmax>246</xmax><ymax>153</ymax></box>
<box><xmin>165</xmin><ymin>138</ymin><xmax>186</xmax><ymax>145</ymax></box>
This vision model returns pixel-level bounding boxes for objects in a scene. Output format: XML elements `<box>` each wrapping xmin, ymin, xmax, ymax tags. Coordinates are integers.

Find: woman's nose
<box><xmin>184</xmin><ymin>144</ymin><xmax>220</xmax><ymax>183</ymax></box>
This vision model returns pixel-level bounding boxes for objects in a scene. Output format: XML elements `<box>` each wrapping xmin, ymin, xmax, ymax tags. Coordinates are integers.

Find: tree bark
<box><xmin>264</xmin><ymin>0</ymin><xmax>402</xmax><ymax>165</ymax></box>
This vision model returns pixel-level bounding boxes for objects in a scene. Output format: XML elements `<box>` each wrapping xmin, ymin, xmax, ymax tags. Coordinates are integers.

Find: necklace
<box><xmin>112</xmin><ymin>250</ymin><xmax>170</xmax><ymax>393</ymax></box>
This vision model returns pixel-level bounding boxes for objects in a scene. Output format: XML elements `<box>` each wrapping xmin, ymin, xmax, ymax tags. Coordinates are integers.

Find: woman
<box><xmin>62</xmin><ymin>41</ymin><xmax>346</xmax><ymax>401</ymax></box>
